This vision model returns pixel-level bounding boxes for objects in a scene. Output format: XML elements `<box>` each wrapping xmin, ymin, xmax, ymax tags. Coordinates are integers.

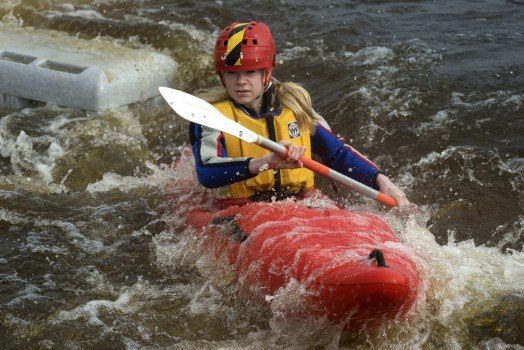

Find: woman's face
<box><xmin>222</xmin><ymin>69</ymin><xmax>265</xmax><ymax>114</ymax></box>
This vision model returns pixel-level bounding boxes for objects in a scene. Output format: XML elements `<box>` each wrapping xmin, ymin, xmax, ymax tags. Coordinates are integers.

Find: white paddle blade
<box><xmin>158</xmin><ymin>87</ymin><xmax>259</xmax><ymax>143</ymax></box>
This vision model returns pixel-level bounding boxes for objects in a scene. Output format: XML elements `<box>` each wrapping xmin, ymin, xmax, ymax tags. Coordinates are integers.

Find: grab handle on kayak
<box><xmin>368</xmin><ymin>248</ymin><xmax>389</xmax><ymax>267</ymax></box>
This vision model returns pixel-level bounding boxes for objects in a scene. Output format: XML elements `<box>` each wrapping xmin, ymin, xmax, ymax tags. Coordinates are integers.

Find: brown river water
<box><xmin>0</xmin><ymin>1</ymin><xmax>523</xmax><ymax>349</ymax></box>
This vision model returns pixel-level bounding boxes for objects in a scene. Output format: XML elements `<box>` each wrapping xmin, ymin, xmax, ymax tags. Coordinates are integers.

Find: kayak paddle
<box><xmin>158</xmin><ymin>87</ymin><xmax>397</xmax><ymax>207</ymax></box>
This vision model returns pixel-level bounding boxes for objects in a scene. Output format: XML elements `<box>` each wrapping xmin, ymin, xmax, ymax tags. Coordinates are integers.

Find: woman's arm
<box><xmin>189</xmin><ymin>122</ymin><xmax>256</xmax><ymax>188</ymax></box>
<box><xmin>190</xmin><ymin>123</ymin><xmax>307</xmax><ymax>187</ymax></box>
<box><xmin>375</xmin><ymin>173</ymin><xmax>410</xmax><ymax>206</ymax></box>
<box><xmin>311</xmin><ymin>124</ymin><xmax>381</xmax><ymax>189</ymax></box>
<box><xmin>247</xmin><ymin>142</ymin><xmax>305</xmax><ymax>174</ymax></box>
<box><xmin>311</xmin><ymin>123</ymin><xmax>410</xmax><ymax>206</ymax></box>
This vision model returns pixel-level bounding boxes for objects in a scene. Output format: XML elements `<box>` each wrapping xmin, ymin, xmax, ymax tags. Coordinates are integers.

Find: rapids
<box><xmin>0</xmin><ymin>1</ymin><xmax>523</xmax><ymax>349</ymax></box>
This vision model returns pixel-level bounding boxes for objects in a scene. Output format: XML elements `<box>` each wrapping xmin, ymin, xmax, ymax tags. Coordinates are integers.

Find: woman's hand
<box><xmin>248</xmin><ymin>141</ymin><xmax>306</xmax><ymax>174</ymax></box>
<box><xmin>376</xmin><ymin>173</ymin><xmax>411</xmax><ymax>207</ymax></box>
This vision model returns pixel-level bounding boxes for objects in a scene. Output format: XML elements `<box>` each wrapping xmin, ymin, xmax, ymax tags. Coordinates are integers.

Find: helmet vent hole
<box><xmin>253</xmin><ymin>39</ymin><xmax>258</xmax><ymax>45</ymax></box>
<box><xmin>242</xmin><ymin>39</ymin><xmax>247</xmax><ymax>45</ymax></box>
<box><xmin>224</xmin><ymin>40</ymin><xmax>228</xmax><ymax>46</ymax></box>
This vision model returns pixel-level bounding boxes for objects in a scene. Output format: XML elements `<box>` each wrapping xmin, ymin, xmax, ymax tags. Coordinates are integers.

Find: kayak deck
<box><xmin>186</xmin><ymin>201</ymin><xmax>419</xmax><ymax>330</ymax></box>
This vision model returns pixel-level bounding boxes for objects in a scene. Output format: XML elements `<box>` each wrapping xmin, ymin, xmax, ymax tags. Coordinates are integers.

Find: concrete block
<box><xmin>0</xmin><ymin>24</ymin><xmax>178</xmax><ymax>112</ymax></box>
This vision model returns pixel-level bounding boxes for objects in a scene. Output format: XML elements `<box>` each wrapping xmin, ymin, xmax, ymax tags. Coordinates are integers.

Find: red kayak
<box><xmin>186</xmin><ymin>200</ymin><xmax>419</xmax><ymax>330</ymax></box>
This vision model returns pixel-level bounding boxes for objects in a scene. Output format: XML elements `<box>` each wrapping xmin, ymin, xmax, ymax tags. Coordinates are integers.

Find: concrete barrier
<box><xmin>0</xmin><ymin>24</ymin><xmax>178</xmax><ymax>112</ymax></box>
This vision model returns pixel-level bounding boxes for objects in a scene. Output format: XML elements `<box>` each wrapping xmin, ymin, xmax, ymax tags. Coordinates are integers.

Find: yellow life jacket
<box><xmin>213</xmin><ymin>101</ymin><xmax>314</xmax><ymax>199</ymax></box>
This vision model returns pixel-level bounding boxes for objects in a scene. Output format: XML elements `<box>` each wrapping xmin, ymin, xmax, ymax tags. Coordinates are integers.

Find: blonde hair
<box><xmin>197</xmin><ymin>78</ymin><xmax>320</xmax><ymax>133</ymax></box>
<box><xmin>275</xmin><ymin>81</ymin><xmax>319</xmax><ymax>133</ymax></box>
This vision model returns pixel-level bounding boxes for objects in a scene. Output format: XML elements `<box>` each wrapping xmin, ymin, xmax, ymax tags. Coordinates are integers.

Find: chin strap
<box><xmin>264</xmin><ymin>69</ymin><xmax>273</xmax><ymax>85</ymax></box>
<box><xmin>218</xmin><ymin>72</ymin><xmax>225</xmax><ymax>87</ymax></box>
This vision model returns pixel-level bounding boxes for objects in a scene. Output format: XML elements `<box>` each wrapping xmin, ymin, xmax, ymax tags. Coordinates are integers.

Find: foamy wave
<box><xmin>86</xmin><ymin>161</ymin><xmax>182</xmax><ymax>194</ymax></box>
<box><xmin>6</xmin><ymin>280</ymin><xmax>46</xmax><ymax>307</ymax></box>
<box><xmin>344</xmin><ymin>46</ymin><xmax>395</xmax><ymax>66</ymax></box>
<box><xmin>0</xmin><ymin>1</ymin><xmax>23</xmax><ymax>25</ymax></box>
<box><xmin>410</xmin><ymin>145</ymin><xmax>493</xmax><ymax>185</ymax></box>
<box><xmin>0</xmin><ymin>108</ymin><xmax>93</xmax><ymax>187</ymax></box>
<box><xmin>20</xmin><ymin>231</ymin><xmax>69</xmax><ymax>255</ymax></box>
<box><xmin>413</xmin><ymin>110</ymin><xmax>456</xmax><ymax>135</ymax></box>
<box><xmin>54</xmin><ymin>292</ymin><xmax>133</xmax><ymax>326</ymax></box>
<box><xmin>0</xmin><ymin>122</ymin><xmax>64</xmax><ymax>184</ymax></box>
<box><xmin>0</xmin><ymin>206</ymin><xmax>106</xmax><ymax>254</ymax></box>
<box><xmin>54</xmin><ymin>9</ymin><xmax>107</xmax><ymax>20</ymax></box>
<box><xmin>504</xmin><ymin>157</ymin><xmax>524</xmax><ymax>173</ymax></box>
<box><xmin>383</xmin><ymin>210</ymin><xmax>524</xmax><ymax>348</ymax></box>
<box><xmin>278</xmin><ymin>46</ymin><xmax>312</xmax><ymax>62</ymax></box>
<box><xmin>42</xmin><ymin>114</ymin><xmax>90</xmax><ymax>134</ymax></box>
<box><xmin>451</xmin><ymin>91</ymin><xmax>523</xmax><ymax>111</ymax></box>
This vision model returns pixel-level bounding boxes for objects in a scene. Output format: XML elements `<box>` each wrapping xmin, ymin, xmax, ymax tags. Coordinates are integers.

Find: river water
<box><xmin>0</xmin><ymin>1</ymin><xmax>523</xmax><ymax>349</ymax></box>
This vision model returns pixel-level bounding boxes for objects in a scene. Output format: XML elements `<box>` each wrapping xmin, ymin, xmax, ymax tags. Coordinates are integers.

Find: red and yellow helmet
<box><xmin>214</xmin><ymin>21</ymin><xmax>276</xmax><ymax>83</ymax></box>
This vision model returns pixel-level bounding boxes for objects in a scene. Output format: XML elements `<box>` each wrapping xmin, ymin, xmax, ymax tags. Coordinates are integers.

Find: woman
<box><xmin>189</xmin><ymin>21</ymin><xmax>409</xmax><ymax>206</ymax></box>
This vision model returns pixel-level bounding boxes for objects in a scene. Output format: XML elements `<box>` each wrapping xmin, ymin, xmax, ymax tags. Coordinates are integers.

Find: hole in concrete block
<box><xmin>0</xmin><ymin>51</ymin><xmax>37</xmax><ymax>64</ymax></box>
<box><xmin>0</xmin><ymin>94</ymin><xmax>45</xmax><ymax>110</ymax></box>
<box><xmin>39</xmin><ymin>60</ymin><xmax>87</xmax><ymax>74</ymax></box>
